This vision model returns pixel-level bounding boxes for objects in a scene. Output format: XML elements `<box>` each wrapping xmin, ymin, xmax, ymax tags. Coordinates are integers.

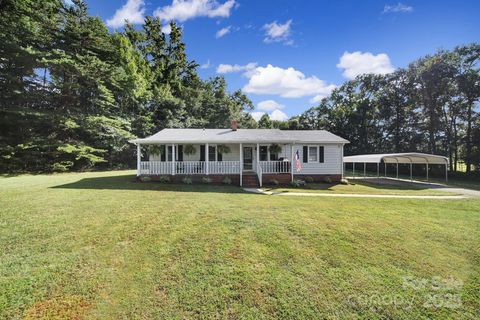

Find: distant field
<box><xmin>1</xmin><ymin>170</ymin><xmax>479</xmax><ymax>319</ymax></box>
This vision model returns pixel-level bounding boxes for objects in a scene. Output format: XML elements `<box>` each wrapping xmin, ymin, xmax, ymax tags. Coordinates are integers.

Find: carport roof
<box><xmin>343</xmin><ymin>153</ymin><xmax>449</xmax><ymax>165</ymax></box>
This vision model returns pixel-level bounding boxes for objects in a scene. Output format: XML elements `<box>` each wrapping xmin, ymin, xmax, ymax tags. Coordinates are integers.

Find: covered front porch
<box><xmin>135</xmin><ymin>142</ymin><xmax>293</xmax><ymax>186</ymax></box>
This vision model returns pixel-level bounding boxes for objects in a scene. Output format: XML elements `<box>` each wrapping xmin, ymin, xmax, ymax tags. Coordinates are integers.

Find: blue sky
<box><xmin>86</xmin><ymin>0</ymin><xmax>479</xmax><ymax>121</ymax></box>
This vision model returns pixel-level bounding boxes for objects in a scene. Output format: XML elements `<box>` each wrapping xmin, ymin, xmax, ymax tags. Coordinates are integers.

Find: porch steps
<box><xmin>242</xmin><ymin>172</ymin><xmax>260</xmax><ymax>188</ymax></box>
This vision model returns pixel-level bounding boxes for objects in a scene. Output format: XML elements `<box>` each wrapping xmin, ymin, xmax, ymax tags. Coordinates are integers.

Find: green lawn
<box><xmin>264</xmin><ymin>179</ymin><xmax>460</xmax><ymax>195</ymax></box>
<box><xmin>1</xmin><ymin>171</ymin><xmax>479</xmax><ymax>319</ymax></box>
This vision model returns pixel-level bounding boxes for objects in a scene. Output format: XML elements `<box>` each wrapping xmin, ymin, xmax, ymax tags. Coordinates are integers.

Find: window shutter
<box><xmin>200</xmin><ymin>145</ymin><xmax>205</xmax><ymax>161</ymax></box>
<box><xmin>178</xmin><ymin>145</ymin><xmax>183</xmax><ymax>162</ymax></box>
<box><xmin>217</xmin><ymin>152</ymin><xmax>223</xmax><ymax>162</ymax></box>
<box><xmin>303</xmin><ymin>146</ymin><xmax>308</xmax><ymax>163</ymax></box>
<box><xmin>319</xmin><ymin>146</ymin><xmax>324</xmax><ymax>163</ymax></box>
<box><xmin>161</xmin><ymin>145</ymin><xmax>166</xmax><ymax>162</ymax></box>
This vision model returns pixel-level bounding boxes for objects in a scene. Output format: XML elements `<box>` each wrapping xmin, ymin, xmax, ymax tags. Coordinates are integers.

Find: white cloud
<box><xmin>263</xmin><ymin>19</ymin><xmax>293</xmax><ymax>44</ymax></box>
<box><xmin>270</xmin><ymin>110</ymin><xmax>289</xmax><ymax>121</ymax></box>
<box><xmin>309</xmin><ymin>95</ymin><xmax>326</xmax><ymax>104</ymax></box>
<box><xmin>383</xmin><ymin>3</ymin><xmax>413</xmax><ymax>13</ymax></box>
<box><xmin>337</xmin><ymin>51</ymin><xmax>395</xmax><ymax>79</ymax></box>
<box><xmin>257</xmin><ymin>100</ymin><xmax>284</xmax><ymax>111</ymax></box>
<box><xmin>216</xmin><ymin>62</ymin><xmax>257</xmax><ymax>74</ymax></box>
<box><xmin>163</xmin><ymin>24</ymin><xmax>172</xmax><ymax>34</ymax></box>
<box><xmin>200</xmin><ymin>60</ymin><xmax>211</xmax><ymax>69</ymax></box>
<box><xmin>106</xmin><ymin>0</ymin><xmax>145</xmax><ymax>28</ymax></box>
<box><xmin>249</xmin><ymin>110</ymin><xmax>289</xmax><ymax>122</ymax></box>
<box><xmin>243</xmin><ymin>64</ymin><xmax>336</xmax><ymax>98</ymax></box>
<box><xmin>154</xmin><ymin>0</ymin><xmax>236</xmax><ymax>22</ymax></box>
<box><xmin>215</xmin><ymin>26</ymin><xmax>231</xmax><ymax>38</ymax></box>
<box><xmin>250</xmin><ymin>111</ymin><xmax>265</xmax><ymax>121</ymax></box>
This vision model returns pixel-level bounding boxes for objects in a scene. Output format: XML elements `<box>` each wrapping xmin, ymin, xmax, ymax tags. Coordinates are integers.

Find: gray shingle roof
<box><xmin>130</xmin><ymin>128</ymin><xmax>349</xmax><ymax>144</ymax></box>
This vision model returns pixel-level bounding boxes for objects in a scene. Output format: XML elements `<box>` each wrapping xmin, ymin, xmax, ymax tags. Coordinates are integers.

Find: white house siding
<box><xmin>293</xmin><ymin>144</ymin><xmax>343</xmax><ymax>175</ymax></box>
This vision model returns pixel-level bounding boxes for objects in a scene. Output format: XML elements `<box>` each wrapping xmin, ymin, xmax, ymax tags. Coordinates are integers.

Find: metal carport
<box><xmin>343</xmin><ymin>153</ymin><xmax>449</xmax><ymax>183</ymax></box>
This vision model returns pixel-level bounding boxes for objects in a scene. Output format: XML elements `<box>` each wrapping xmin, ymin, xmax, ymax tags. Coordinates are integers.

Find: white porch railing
<box><xmin>209</xmin><ymin>161</ymin><xmax>241</xmax><ymax>174</ymax></box>
<box><xmin>176</xmin><ymin>161</ymin><xmax>205</xmax><ymax>174</ymax></box>
<box><xmin>259</xmin><ymin>161</ymin><xmax>291</xmax><ymax>173</ymax></box>
<box><xmin>140</xmin><ymin>161</ymin><xmax>240</xmax><ymax>175</ymax></box>
<box><xmin>140</xmin><ymin>161</ymin><xmax>171</xmax><ymax>175</ymax></box>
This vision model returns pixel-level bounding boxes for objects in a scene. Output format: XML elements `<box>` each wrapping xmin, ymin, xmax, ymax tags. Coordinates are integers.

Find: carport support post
<box><xmin>396</xmin><ymin>161</ymin><xmax>399</xmax><ymax>179</ymax></box>
<box><xmin>363</xmin><ymin>162</ymin><xmax>366</xmax><ymax>177</ymax></box>
<box><xmin>445</xmin><ymin>161</ymin><xmax>448</xmax><ymax>184</ymax></box>
<box><xmin>426</xmin><ymin>163</ymin><xmax>429</xmax><ymax>181</ymax></box>
<box><xmin>353</xmin><ymin>162</ymin><xmax>355</xmax><ymax>178</ymax></box>
<box><xmin>377</xmin><ymin>162</ymin><xmax>379</xmax><ymax>177</ymax></box>
<box><xmin>410</xmin><ymin>162</ymin><xmax>412</xmax><ymax>181</ymax></box>
<box><xmin>136</xmin><ymin>144</ymin><xmax>141</xmax><ymax>176</ymax></box>
<box><xmin>384</xmin><ymin>162</ymin><xmax>387</xmax><ymax>177</ymax></box>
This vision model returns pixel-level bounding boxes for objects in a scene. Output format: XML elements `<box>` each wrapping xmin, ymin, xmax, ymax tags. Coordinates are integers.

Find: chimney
<box><xmin>230</xmin><ymin>120</ymin><xmax>238</xmax><ymax>131</ymax></box>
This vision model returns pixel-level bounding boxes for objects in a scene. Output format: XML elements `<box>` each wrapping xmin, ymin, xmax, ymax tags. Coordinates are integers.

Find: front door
<box><xmin>243</xmin><ymin>147</ymin><xmax>253</xmax><ymax>170</ymax></box>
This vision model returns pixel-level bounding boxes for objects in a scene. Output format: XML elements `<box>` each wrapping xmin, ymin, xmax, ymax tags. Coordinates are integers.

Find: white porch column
<box><xmin>171</xmin><ymin>143</ymin><xmax>175</xmax><ymax>175</ymax></box>
<box><xmin>256</xmin><ymin>143</ymin><xmax>260</xmax><ymax>172</ymax></box>
<box><xmin>205</xmin><ymin>143</ymin><xmax>209</xmax><ymax>175</ymax></box>
<box><xmin>136</xmin><ymin>144</ymin><xmax>141</xmax><ymax>176</ymax></box>
<box><xmin>239</xmin><ymin>143</ymin><xmax>243</xmax><ymax>186</ymax></box>
<box><xmin>291</xmin><ymin>144</ymin><xmax>294</xmax><ymax>182</ymax></box>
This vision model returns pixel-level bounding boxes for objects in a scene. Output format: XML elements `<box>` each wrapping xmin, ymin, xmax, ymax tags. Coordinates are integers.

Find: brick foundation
<box><xmin>294</xmin><ymin>174</ymin><xmax>342</xmax><ymax>183</ymax></box>
<box><xmin>262</xmin><ymin>173</ymin><xmax>292</xmax><ymax>185</ymax></box>
<box><xmin>140</xmin><ymin>174</ymin><xmax>240</xmax><ymax>185</ymax></box>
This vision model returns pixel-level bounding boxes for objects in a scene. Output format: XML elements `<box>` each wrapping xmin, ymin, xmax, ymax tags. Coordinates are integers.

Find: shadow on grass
<box><xmin>51</xmin><ymin>174</ymin><xmax>245</xmax><ymax>194</ymax></box>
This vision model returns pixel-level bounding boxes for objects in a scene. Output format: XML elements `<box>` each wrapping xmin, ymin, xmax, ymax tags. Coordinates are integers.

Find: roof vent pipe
<box><xmin>231</xmin><ymin>120</ymin><xmax>238</xmax><ymax>131</ymax></box>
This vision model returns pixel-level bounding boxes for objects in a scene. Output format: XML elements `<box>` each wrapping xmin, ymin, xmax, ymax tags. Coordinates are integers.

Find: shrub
<box><xmin>139</xmin><ymin>176</ymin><xmax>152</xmax><ymax>182</ymax></box>
<box><xmin>290</xmin><ymin>179</ymin><xmax>306</xmax><ymax>188</ymax></box>
<box><xmin>222</xmin><ymin>176</ymin><xmax>232</xmax><ymax>185</ymax></box>
<box><xmin>305</xmin><ymin>176</ymin><xmax>314</xmax><ymax>183</ymax></box>
<box><xmin>323</xmin><ymin>176</ymin><xmax>332</xmax><ymax>184</ymax></box>
<box><xmin>269</xmin><ymin>179</ymin><xmax>279</xmax><ymax>186</ymax></box>
<box><xmin>202</xmin><ymin>177</ymin><xmax>212</xmax><ymax>184</ymax></box>
<box><xmin>159</xmin><ymin>175</ymin><xmax>170</xmax><ymax>183</ymax></box>
<box><xmin>51</xmin><ymin>161</ymin><xmax>74</xmax><ymax>172</ymax></box>
<box><xmin>182</xmin><ymin>176</ymin><xmax>192</xmax><ymax>184</ymax></box>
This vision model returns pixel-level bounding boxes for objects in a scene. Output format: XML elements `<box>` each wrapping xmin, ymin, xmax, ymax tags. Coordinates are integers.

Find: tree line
<box><xmin>0</xmin><ymin>0</ymin><xmax>256</xmax><ymax>172</ymax></box>
<box><xmin>278</xmin><ymin>45</ymin><xmax>478</xmax><ymax>173</ymax></box>
<box><xmin>1</xmin><ymin>1</ymin><xmax>479</xmax><ymax>174</ymax></box>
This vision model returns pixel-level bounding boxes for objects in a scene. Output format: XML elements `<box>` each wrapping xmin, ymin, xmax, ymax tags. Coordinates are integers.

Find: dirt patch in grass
<box><xmin>24</xmin><ymin>295</ymin><xmax>90</xmax><ymax>320</ymax></box>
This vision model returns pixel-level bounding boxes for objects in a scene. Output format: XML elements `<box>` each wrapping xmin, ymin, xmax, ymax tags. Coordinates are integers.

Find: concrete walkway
<box><xmin>243</xmin><ymin>188</ymin><xmax>468</xmax><ymax>200</ymax></box>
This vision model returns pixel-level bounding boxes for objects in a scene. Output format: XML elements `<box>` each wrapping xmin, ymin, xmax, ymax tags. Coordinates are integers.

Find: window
<box><xmin>308</xmin><ymin>146</ymin><xmax>318</xmax><ymax>162</ymax></box>
<box><xmin>167</xmin><ymin>146</ymin><xmax>173</xmax><ymax>161</ymax></box>
<box><xmin>259</xmin><ymin>146</ymin><xmax>268</xmax><ymax>161</ymax></box>
<box><xmin>208</xmin><ymin>146</ymin><xmax>216</xmax><ymax>161</ymax></box>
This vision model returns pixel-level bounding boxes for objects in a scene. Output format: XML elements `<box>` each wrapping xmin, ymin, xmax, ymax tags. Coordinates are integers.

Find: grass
<box><xmin>1</xmin><ymin>170</ymin><xmax>479</xmax><ymax>319</ymax></box>
<box><xmin>263</xmin><ymin>179</ymin><xmax>460</xmax><ymax>196</ymax></box>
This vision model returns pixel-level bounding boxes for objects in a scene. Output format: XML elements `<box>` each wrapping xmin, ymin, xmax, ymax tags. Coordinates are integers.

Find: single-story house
<box><xmin>129</xmin><ymin>123</ymin><xmax>349</xmax><ymax>187</ymax></box>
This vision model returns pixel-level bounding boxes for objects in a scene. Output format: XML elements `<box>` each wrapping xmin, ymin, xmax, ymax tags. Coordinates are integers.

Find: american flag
<box><xmin>295</xmin><ymin>150</ymin><xmax>302</xmax><ymax>172</ymax></box>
